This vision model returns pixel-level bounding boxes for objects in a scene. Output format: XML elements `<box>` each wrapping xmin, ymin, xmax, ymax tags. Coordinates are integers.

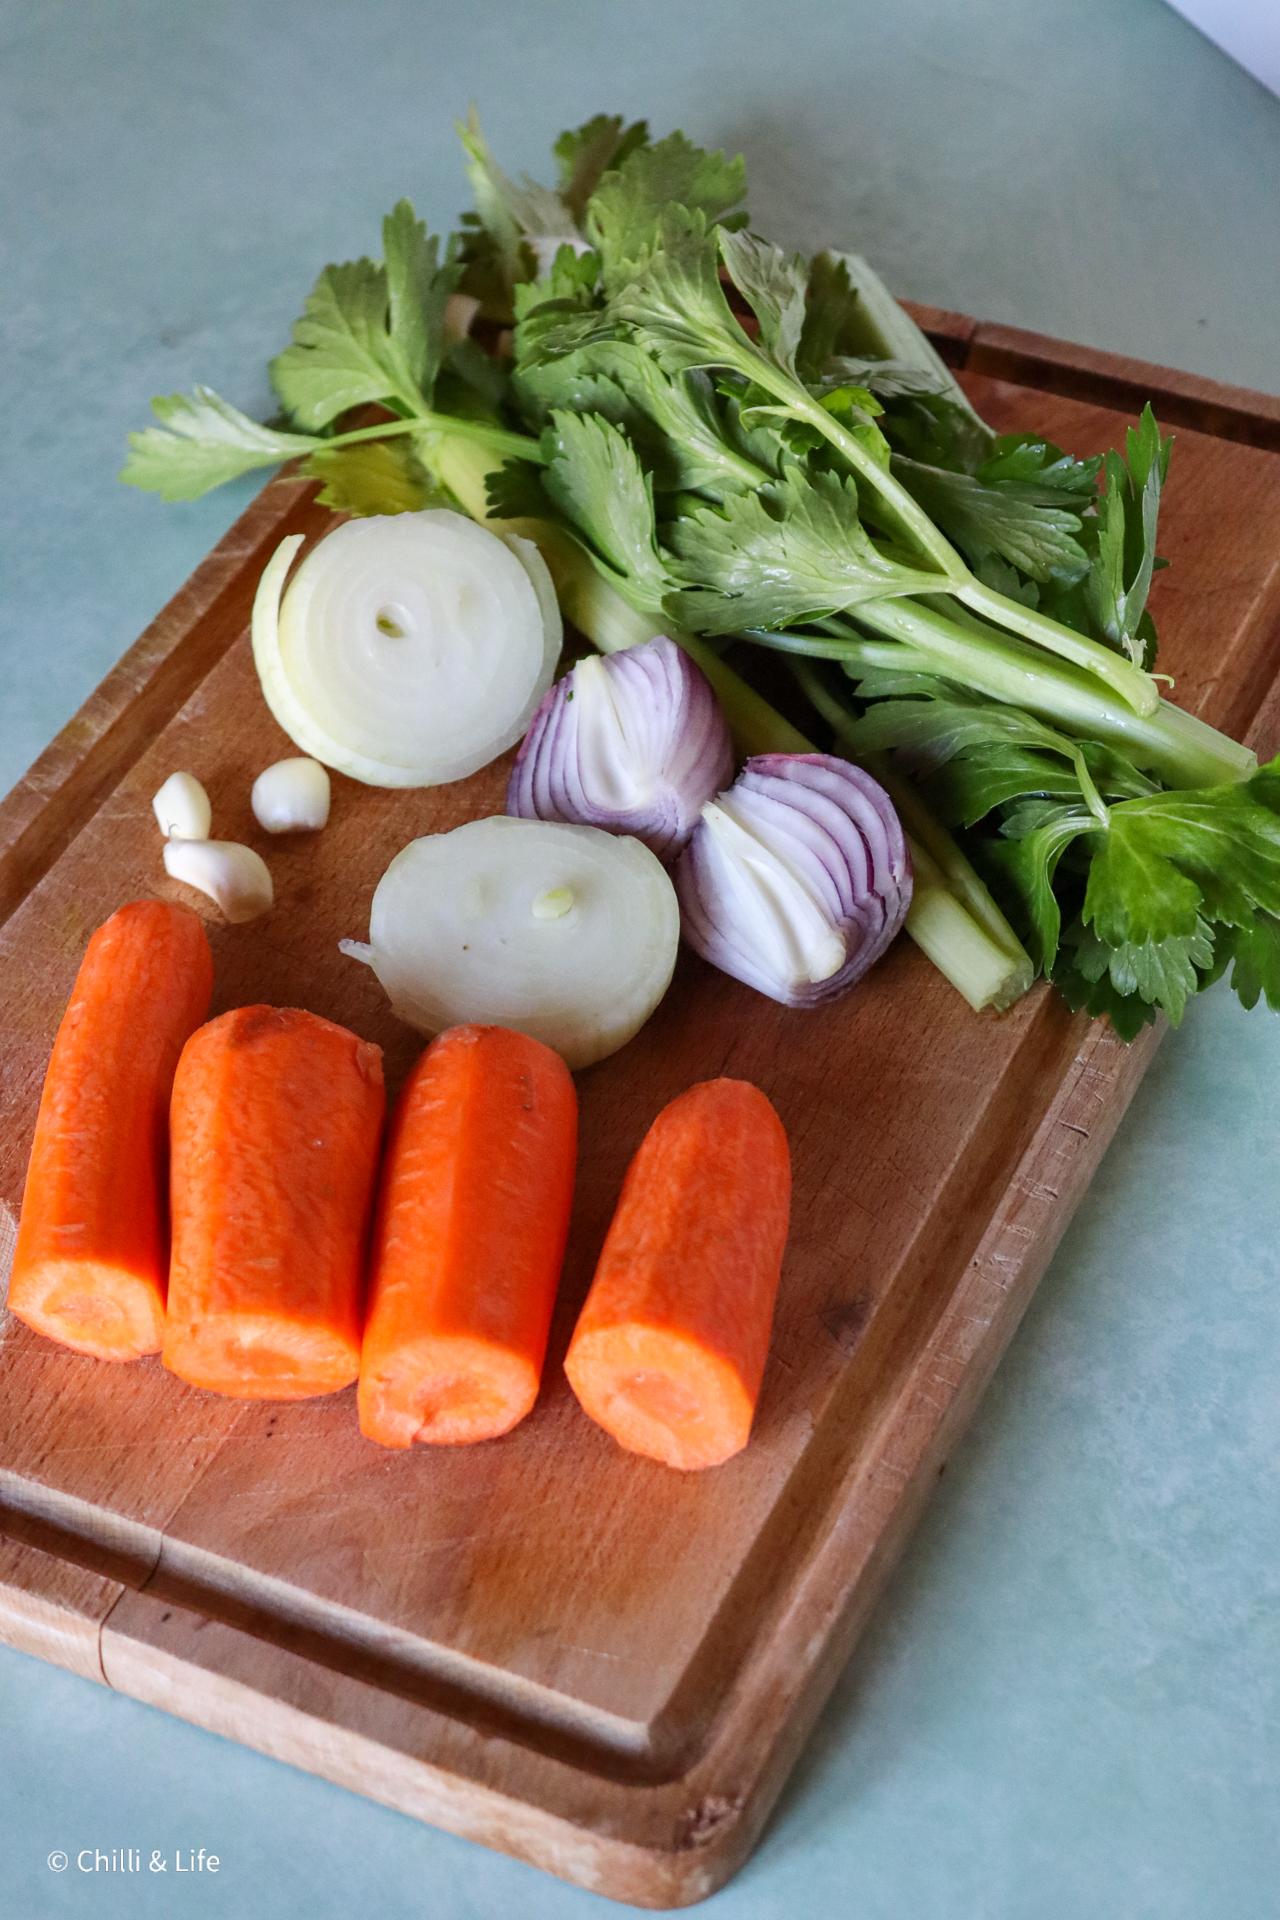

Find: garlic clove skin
<box><xmin>506</xmin><ymin>635</ymin><xmax>733</xmax><ymax>863</ymax></box>
<box><xmin>675</xmin><ymin>754</ymin><xmax>912</xmax><ymax>1008</ymax></box>
<box><xmin>152</xmin><ymin>771</ymin><xmax>212</xmax><ymax>841</ymax></box>
<box><xmin>340</xmin><ymin>817</ymin><xmax>680</xmax><ymax>1071</ymax></box>
<box><xmin>251</xmin><ymin>757</ymin><xmax>331</xmax><ymax>833</ymax></box>
<box><xmin>164</xmin><ymin>839</ymin><xmax>274</xmax><ymax>924</ymax></box>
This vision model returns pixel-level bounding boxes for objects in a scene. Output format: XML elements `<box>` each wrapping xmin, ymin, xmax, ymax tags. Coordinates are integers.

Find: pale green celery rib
<box><xmin>423</xmin><ymin>426</ymin><xmax>1033</xmax><ymax>1012</ymax></box>
<box><xmin>905</xmin><ymin>848</ymin><xmax>1035</xmax><ymax>1014</ymax></box>
<box><xmin>955</xmin><ymin>579</ymin><xmax>1159</xmax><ymax>718</ymax></box>
<box><xmin>848</xmin><ymin>598</ymin><xmax>1254</xmax><ymax>789</ymax></box>
<box><xmin>792</xmin><ymin>659</ymin><xmax>1034</xmax><ymax>1005</ymax></box>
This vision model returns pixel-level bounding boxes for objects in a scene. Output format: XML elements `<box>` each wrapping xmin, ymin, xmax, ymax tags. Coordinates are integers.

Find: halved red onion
<box><xmin>674</xmin><ymin>754</ymin><xmax>912</xmax><ymax>1007</ymax></box>
<box><xmin>506</xmin><ymin>635</ymin><xmax>734</xmax><ymax>864</ymax></box>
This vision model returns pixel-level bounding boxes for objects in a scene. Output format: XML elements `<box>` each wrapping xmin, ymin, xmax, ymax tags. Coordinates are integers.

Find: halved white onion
<box><xmin>251</xmin><ymin>511</ymin><xmax>562</xmax><ymax>789</ymax></box>
<box><xmin>339</xmin><ymin>817</ymin><xmax>680</xmax><ymax>1070</ymax></box>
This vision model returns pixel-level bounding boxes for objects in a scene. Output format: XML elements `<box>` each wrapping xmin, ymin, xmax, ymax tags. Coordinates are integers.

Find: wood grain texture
<box><xmin>0</xmin><ymin>1537</ymin><xmax>118</xmax><ymax>1684</ymax></box>
<box><xmin>3</xmin><ymin>345</ymin><xmax>1280</xmax><ymax>1907</ymax></box>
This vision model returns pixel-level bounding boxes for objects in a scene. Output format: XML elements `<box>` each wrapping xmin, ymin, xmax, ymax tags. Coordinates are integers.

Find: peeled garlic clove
<box><xmin>164</xmin><ymin>839</ymin><xmax>273</xmax><ymax>924</ymax></box>
<box><xmin>251</xmin><ymin>757</ymin><xmax>331</xmax><ymax>833</ymax></box>
<box><xmin>251</xmin><ymin>512</ymin><xmax>561</xmax><ymax>789</ymax></box>
<box><xmin>340</xmin><ymin>817</ymin><xmax>680</xmax><ymax>1071</ymax></box>
<box><xmin>675</xmin><ymin>754</ymin><xmax>912</xmax><ymax>1007</ymax></box>
<box><xmin>506</xmin><ymin>635</ymin><xmax>734</xmax><ymax>862</ymax></box>
<box><xmin>152</xmin><ymin>771</ymin><xmax>211</xmax><ymax>841</ymax></box>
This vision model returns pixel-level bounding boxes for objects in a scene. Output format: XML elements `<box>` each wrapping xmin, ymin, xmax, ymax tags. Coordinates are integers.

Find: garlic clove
<box><xmin>152</xmin><ymin>771</ymin><xmax>212</xmax><ymax>841</ymax></box>
<box><xmin>164</xmin><ymin>839</ymin><xmax>273</xmax><ymax>923</ymax></box>
<box><xmin>251</xmin><ymin>757</ymin><xmax>331</xmax><ymax>833</ymax></box>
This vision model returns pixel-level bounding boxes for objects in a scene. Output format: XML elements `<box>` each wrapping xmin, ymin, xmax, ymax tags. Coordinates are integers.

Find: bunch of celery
<box><xmin>122</xmin><ymin>112</ymin><xmax>1280</xmax><ymax>1037</ymax></box>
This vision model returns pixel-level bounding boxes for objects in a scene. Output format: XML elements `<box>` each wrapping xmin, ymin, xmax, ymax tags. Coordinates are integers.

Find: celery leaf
<box><xmin>718</xmin><ymin>230</ymin><xmax>808</xmax><ymax>379</ymax></box>
<box><xmin>665</xmin><ymin>468</ymin><xmax>942</xmax><ymax>634</ymax></box>
<box><xmin>540</xmin><ymin>410</ymin><xmax>668</xmax><ymax>612</ymax></box>
<box><xmin>796</xmin><ymin>252</ymin><xmax>865</xmax><ymax>384</ymax></box>
<box><xmin>588</xmin><ymin>134</ymin><xmax>746</xmax><ymax>290</ymax></box>
<box><xmin>891</xmin><ymin>456</ymin><xmax>1090</xmax><ymax>583</ymax></box>
<box><xmin>1066</xmin><ymin>916</ymin><xmax>1213</xmax><ymax>1025</ymax></box>
<box><xmin>1082</xmin><ymin>404</ymin><xmax>1172</xmax><ymax>669</ymax></box>
<box><xmin>269</xmin><ymin>203</ymin><xmax>457</xmax><ymax>429</ymax></box>
<box><xmin>383</xmin><ymin>202</ymin><xmax>459</xmax><ymax>403</ymax></box>
<box><xmin>301</xmin><ymin>437</ymin><xmax>438</xmax><ymax>516</ymax></box>
<box><xmin>554</xmin><ymin>114</ymin><xmax>650</xmax><ymax>223</ymax></box>
<box><xmin>120</xmin><ymin>388</ymin><xmax>319</xmax><ymax>501</ymax></box>
<box><xmin>982</xmin><ymin>804</ymin><xmax>1095</xmax><ymax>971</ymax></box>
<box><xmin>1083</xmin><ymin>777</ymin><xmax>1280</xmax><ymax>952</ymax></box>
<box><xmin>270</xmin><ymin>257</ymin><xmax>399</xmax><ymax>429</ymax></box>
<box><xmin>1203</xmin><ymin>910</ymin><xmax>1280</xmax><ymax>1011</ymax></box>
<box><xmin>518</xmin><ymin>345</ymin><xmax>772</xmax><ymax>496</ymax></box>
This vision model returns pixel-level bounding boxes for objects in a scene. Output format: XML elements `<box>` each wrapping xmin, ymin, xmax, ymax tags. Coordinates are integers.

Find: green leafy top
<box><xmin>539</xmin><ymin>409</ymin><xmax>668</xmax><ymax>613</ymax></box>
<box><xmin>269</xmin><ymin>201</ymin><xmax>459</xmax><ymax>428</ymax></box>
<box><xmin>120</xmin><ymin>389</ymin><xmax>320</xmax><ymax>502</ymax></box>
<box><xmin>586</xmin><ymin>132</ymin><xmax>747</xmax><ymax>290</ymax></box>
<box><xmin>553</xmin><ymin>113</ymin><xmax>650</xmax><ymax>223</ymax></box>
<box><xmin>1082</xmin><ymin>404</ymin><xmax>1172</xmax><ymax>668</ymax></box>
<box><xmin>666</xmin><ymin>468</ymin><xmax>944</xmax><ymax>633</ymax></box>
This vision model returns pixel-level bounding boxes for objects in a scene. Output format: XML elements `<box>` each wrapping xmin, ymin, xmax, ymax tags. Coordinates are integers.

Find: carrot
<box><xmin>564</xmin><ymin>1078</ymin><xmax>791</xmax><ymax>1471</ymax></box>
<box><xmin>163</xmin><ymin>1006</ymin><xmax>385</xmax><ymax>1399</ymax></box>
<box><xmin>8</xmin><ymin>899</ymin><xmax>214</xmax><ymax>1361</ymax></box>
<box><xmin>358</xmin><ymin>1024</ymin><xmax>577</xmax><ymax>1447</ymax></box>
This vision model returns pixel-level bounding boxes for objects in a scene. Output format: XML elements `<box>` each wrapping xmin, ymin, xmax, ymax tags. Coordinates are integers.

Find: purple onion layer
<box><xmin>506</xmin><ymin>635</ymin><xmax>734</xmax><ymax>864</ymax></box>
<box><xmin>674</xmin><ymin>753</ymin><xmax>913</xmax><ymax>1008</ymax></box>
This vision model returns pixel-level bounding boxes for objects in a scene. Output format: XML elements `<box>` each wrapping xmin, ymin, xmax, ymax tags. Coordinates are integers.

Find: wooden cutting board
<box><xmin>3</xmin><ymin>321</ymin><xmax>1280</xmax><ymax>1909</ymax></box>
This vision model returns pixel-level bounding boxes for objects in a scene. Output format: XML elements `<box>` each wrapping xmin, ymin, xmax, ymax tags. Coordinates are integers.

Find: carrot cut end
<box><xmin>7</xmin><ymin>1260</ymin><xmax>165</xmax><ymax>1361</ymax></box>
<box><xmin>162</xmin><ymin>1312</ymin><xmax>360</xmax><ymax>1400</ymax></box>
<box><xmin>564</xmin><ymin>1324</ymin><xmax>756</xmax><ymax>1472</ymax></box>
<box><xmin>358</xmin><ymin>1336</ymin><xmax>539</xmax><ymax>1448</ymax></box>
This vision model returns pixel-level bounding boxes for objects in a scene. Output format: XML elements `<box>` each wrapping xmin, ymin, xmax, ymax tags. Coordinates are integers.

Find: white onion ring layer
<box><xmin>675</xmin><ymin>753</ymin><xmax>912</xmax><ymax>1007</ymax></box>
<box><xmin>251</xmin><ymin>512</ymin><xmax>561</xmax><ymax>789</ymax></box>
<box><xmin>340</xmin><ymin>817</ymin><xmax>680</xmax><ymax>1070</ymax></box>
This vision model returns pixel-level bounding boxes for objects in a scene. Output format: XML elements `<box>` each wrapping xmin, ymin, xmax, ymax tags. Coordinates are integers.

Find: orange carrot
<box><xmin>8</xmin><ymin>899</ymin><xmax>214</xmax><ymax>1361</ymax></box>
<box><xmin>163</xmin><ymin>1006</ymin><xmax>384</xmax><ymax>1399</ymax></box>
<box><xmin>359</xmin><ymin>1024</ymin><xmax>577</xmax><ymax>1447</ymax></box>
<box><xmin>564</xmin><ymin>1079</ymin><xmax>790</xmax><ymax>1471</ymax></box>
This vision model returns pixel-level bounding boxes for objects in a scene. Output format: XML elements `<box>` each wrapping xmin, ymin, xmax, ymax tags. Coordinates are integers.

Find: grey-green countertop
<box><xmin>2</xmin><ymin>4</ymin><xmax>1278</xmax><ymax>1916</ymax></box>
